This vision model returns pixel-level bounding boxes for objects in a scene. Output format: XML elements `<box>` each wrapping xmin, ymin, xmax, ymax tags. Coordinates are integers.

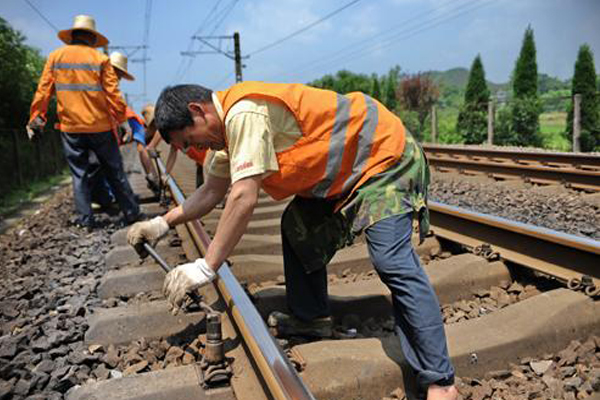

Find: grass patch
<box><xmin>0</xmin><ymin>169</ymin><xmax>70</xmax><ymax>216</ymax></box>
<box><xmin>539</xmin><ymin>112</ymin><xmax>570</xmax><ymax>151</ymax></box>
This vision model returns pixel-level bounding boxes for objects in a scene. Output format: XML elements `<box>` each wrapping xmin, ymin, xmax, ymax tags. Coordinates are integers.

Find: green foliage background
<box><xmin>0</xmin><ymin>17</ymin><xmax>66</xmax><ymax>203</ymax></box>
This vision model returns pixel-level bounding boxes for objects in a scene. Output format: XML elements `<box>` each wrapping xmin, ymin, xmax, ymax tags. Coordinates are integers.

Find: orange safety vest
<box><xmin>216</xmin><ymin>82</ymin><xmax>406</xmax><ymax>200</ymax></box>
<box><xmin>29</xmin><ymin>44</ymin><xmax>127</xmax><ymax>133</ymax></box>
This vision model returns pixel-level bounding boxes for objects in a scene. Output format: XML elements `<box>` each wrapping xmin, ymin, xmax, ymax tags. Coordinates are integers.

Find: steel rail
<box><xmin>423</xmin><ymin>145</ymin><xmax>600</xmax><ymax>191</ymax></box>
<box><xmin>158</xmin><ymin>163</ymin><xmax>317</xmax><ymax>400</ymax></box>
<box><xmin>426</xmin><ymin>156</ymin><xmax>600</xmax><ymax>190</ymax></box>
<box><xmin>423</xmin><ymin>144</ymin><xmax>600</xmax><ymax>169</ymax></box>
<box><xmin>429</xmin><ymin>201</ymin><xmax>600</xmax><ymax>288</ymax></box>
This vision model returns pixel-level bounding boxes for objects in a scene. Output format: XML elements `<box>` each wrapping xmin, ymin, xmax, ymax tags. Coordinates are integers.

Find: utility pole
<box><xmin>184</xmin><ymin>33</ymin><xmax>247</xmax><ymax>83</ymax></box>
<box><xmin>233</xmin><ymin>32</ymin><xmax>243</xmax><ymax>83</ymax></box>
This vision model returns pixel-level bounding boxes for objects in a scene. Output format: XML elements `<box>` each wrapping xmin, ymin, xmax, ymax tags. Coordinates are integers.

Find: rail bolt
<box><xmin>204</xmin><ymin>312</ymin><xmax>224</xmax><ymax>365</ymax></box>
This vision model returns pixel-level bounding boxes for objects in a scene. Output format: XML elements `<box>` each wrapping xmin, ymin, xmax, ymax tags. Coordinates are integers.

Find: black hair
<box><xmin>154</xmin><ymin>84</ymin><xmax>213</xmax><ymax>143</ymax></box>
<box><xmin>71</xmin><ymin>29</ymin><xmax>97</xmax><ymax>46</ymax></box>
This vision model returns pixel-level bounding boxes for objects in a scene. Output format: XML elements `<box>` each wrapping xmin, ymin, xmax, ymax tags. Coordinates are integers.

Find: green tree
<box><xmin>513</xmin><ymin>26</ymin><xmax>538</xmax><ymax>98</ymax></box>
<box><xmin>456</xmin><ymin>55</ymin><xmax>490</xmax><ymax>143</ymax></box>
<box><xmin>370</xmin><ymin>73</ymin><xmax>381</xmax><ymax>102</ymax></box>
<box><xmin>383</xmin><ymin>65</ymin><xmax>401</xmax><ymax>112</ymax></box>
<box><xmin>0</xmin><ymin>17</ymin><xmax>45</xmax><ymax>128</ymax></box>
<box><xmin>308</xmin><ymin>70</ymin><xmax>372</xmax><ymax>95</ymax></box>
<box><xmin>398</xmin><ymin>73</ymin><xmax>439</xmax><ymax>139</ymax></box>
<box><xmin>510</xmin><ymin>26</ymin><xmax>541</xmax><ymax>146</ymax></box>
<box><xmin>566</xmin><ymin>44</ymin><xmax>599</xmax><ymax>151</ymax></box>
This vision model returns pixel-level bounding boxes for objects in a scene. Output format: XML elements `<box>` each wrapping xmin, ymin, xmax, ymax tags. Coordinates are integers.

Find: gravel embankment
<box><xmin>0</xmin><ymin>189</ymin><xmax>203</xmax><ymax>400</ymax></box>
<box><xmin>430</xmin><ymin>175</ymin><xmax>600</xmax><ymax>240</ymax></box>
<box><xmin>383</xmin><ymin>336</ymin><xmax>600</xmax><ymax>400</ymax></box>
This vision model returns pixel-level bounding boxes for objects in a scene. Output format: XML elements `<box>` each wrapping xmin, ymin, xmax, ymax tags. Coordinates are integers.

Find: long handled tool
<box><xmin>147</xmin><ymin>149</ymin><xmax>169</xmax><ymax>205</ymax></box>
<box><xmin>143</xmin><ymin>242</ymin><xmax>230</xmax><ymax>386</ymax></box>
<box><xmin>142</xmin><ymin>242</ymin><xmax>215</xmax><ymax>314</ymax></box>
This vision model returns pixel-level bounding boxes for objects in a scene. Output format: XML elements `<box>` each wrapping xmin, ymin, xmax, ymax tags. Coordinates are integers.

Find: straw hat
<box><xmin>109</xmin><ymin>52</ymin><xmax>135</xmax><ymax>81</ymax></box>
<box><xmin>141</xmin><ymin>104</ymin><xmax>155</xmax><ymax>127</ymax></box>
<box><xmin>58</xmin><ymin>15</ymin><xmax>108</xmax><ymax>48</ymax></box>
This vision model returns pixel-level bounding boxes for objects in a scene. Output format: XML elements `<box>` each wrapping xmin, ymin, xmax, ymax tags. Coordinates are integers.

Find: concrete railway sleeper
<box><xmin>71</xmin><ymin>150</ymin><xmax>599</xmax><ymax>400</ymax></box>
<box><xmin>3</xmin><ymin>145</ymin><xmax>597</xmax><ymax>400</ymax></box>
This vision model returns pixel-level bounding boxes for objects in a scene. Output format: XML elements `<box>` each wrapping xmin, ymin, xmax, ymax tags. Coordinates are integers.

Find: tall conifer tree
<box><xmin>510</xmin><ymin>26</ymin><xmax>541</xmax><ymax>146</ymax></box>
<box><xmin>457</xmin><ymin>55</ymin><xmax>490</xmax><ymax>143</ymax></box>
<box><xmin>567</xmin><ymin>44</ymin><xmax>599</xmax><ymax>151</ymax></box>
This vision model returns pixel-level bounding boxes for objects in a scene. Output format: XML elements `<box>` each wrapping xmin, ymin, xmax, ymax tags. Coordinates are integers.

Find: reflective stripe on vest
<box><xmin>311</xmin><ymin>93</ymin><xmax>350</xmax><ymax>197</ymax></box>
<box><xmin>341</xmin><ymin>95</ymin><xmax>379</xmax><ymax>194</ymax></box>
<box><xmin>56</xmin><ymin>83</ymin><xmax>102</xmax><ymax>92</ymax></box>
<box><xmin>52</xmin><ymin>62</ymin><xmax>101</xmax><ymax>72</ymax></box>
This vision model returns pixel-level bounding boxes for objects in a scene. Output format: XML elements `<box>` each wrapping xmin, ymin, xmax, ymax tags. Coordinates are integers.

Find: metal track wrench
<box><xmin>142</xmin><ymin>242</ymin><xmax>231</xmax><ymax>387</ymax></box>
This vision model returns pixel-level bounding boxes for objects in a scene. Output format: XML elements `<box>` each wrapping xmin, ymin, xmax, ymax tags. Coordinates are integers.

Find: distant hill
<box><xmin>425</xmin><ymin>68</ymin><xmax>570</xmax><ymax>94</ymax></box>
<box><xmin>422</xmin><ymin>67</ymin><xmax>570</xmax><ymax>109</ymax></box>
<box><xmin>425</xmin><ymin>67</ymin><xmax>507</xmax><ymax>93</ymax></box>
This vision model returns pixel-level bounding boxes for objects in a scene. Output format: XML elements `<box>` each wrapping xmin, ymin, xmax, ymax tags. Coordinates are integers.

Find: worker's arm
<box><xmin>161</xmin><ymin>174</ymin><xmax>260</xmax><ymax>314</ymax></box>
<box><xmin>204</xmin><ymin>174</ymin><xmax>261</xmax><ymax>270</ymax></box>
<box><xmin>29</xmin><ymin>57</ymin><xmax>55</xmax><ymax>125</ymax></box>
<box><xmin>127</xmin><ymin>172</ymin><xmax>230</xmax><ymax>255</ymax></box>
<box><xmin>101</xmin><ymin>59</ymin><xmax>127</xmax><ymax>124</ymax></box>
<box><xmin>146</xmin><ymin>128</ymin><xmax>162</xmax><ymax>150</ymax></box>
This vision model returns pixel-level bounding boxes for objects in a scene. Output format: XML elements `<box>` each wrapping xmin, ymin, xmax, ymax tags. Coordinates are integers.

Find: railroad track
<box><xmin>423</xmin><ymin>144</ymin><xmax>600</xmax><ymax>192</ymax></box>
<box><xmin>68</xmin><ymin>147</ymin><xmax>600</xmax><ymax>400</ymax></box>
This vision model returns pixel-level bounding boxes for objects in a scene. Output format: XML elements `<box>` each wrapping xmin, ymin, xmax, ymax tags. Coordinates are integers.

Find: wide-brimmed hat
<box><xmin>58</xmin><ymin>15</ymin><xmax>108</xmax><ymax>48</ymax></box>
<box><xmin>141</xmin><ymin>104</ymin><xmax>155</xmax><ymax>127</ymax></box>
<box><xmin>109</xmin><ymin>52</ymin><xmax>135</xmax><ymax>81</ymax></box>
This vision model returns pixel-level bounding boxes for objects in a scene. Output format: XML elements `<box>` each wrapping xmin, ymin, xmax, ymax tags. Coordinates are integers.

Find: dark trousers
<box><xmin>282</xmin><ymin>211</ymin><xmax>454</xmax><ymax>392</ymax></box>
<box><xmin>60</xmin><ymin>131</ymin><xmax>139</xmax><ymax>223</ymax></box>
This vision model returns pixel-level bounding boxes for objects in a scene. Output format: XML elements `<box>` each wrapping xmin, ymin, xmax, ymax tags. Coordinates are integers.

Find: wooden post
<box><xmin>573</xmin><ymin>94</ymin><xmax>581</xmax><ymax>152</ymax></box>
<box><xmin>430</xmin><ymin>105</ymin><xmax>437</xmax><ymax>143</ymax></box>
<box><xmin>12</xmin><ymin>129</ymin><xmax>23</xmax><ymax>187</ymax></box>
<box><xmin>487</xmin><ymin>99</ymin><xmax>495</xmax><ymax>145</ymax></box>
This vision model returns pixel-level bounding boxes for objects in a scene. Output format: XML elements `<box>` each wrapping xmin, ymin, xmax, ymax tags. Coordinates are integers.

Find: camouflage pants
<box><xmin>281</xmin><ymin>132</ymin><xmax>430</xmax><ymax>274</ymax></box>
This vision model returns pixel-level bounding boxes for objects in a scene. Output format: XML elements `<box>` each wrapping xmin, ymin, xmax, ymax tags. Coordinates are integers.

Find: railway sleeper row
<box><xmin>66</xmin><ymin>168</ymin><xmax>600</xmax><ymax>400</ymax></box>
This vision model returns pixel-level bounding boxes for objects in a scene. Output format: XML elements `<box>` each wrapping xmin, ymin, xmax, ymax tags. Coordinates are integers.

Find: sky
<box><xmin>2</xmin><ymin>0</ymin><xmax>599</xmax><ymax>112</ymax></box>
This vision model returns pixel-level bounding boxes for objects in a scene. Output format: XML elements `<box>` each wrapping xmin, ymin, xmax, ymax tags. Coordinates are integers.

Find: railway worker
<box><xmin>26</xmin><ymin>15</ymin><xmax>141</xmax><ymax>229</ymax></box>
<box><xmin>127</xmin><ymin>82</ymin><xmax>457</xmax><ymax>400</ymax></box>
<box><xmin>143</xmin><ymin>103</ymin><xmax>208</xmax><ymax>189</ymax></box>
<box><xmin>109</xmin><ymin>53</ymin><xmax>160</xmax><ymax>193</ymax></box>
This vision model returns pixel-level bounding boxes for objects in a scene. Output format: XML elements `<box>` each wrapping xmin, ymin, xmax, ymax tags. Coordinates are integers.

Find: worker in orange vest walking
<box><xmin>128</xmin><ymin>82</ymin><xmax>457</xmax><ymax>400</ymax></box>
<box><xmin>27</xmin><ymin>15</ymin><xmax>141</xmax><ymax>229</ymax></box>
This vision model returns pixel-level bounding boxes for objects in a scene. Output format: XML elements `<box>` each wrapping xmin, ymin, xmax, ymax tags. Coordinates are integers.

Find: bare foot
<box><xmin>427</xmin><ymin>384</ymin><xmax>458</xmax><ymax>400</ymax></box>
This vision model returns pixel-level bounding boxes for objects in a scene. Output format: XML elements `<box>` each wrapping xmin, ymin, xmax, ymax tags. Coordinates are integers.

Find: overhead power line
<box><xmin>284</xmin><ymin>0</ymin><xmax>496</xmax><ymax>81</ymax></box>
<box><xmin>22</xmin><ymin>0</ymin><xmax>58</xmax><ymax>32</ymax></box>
<box><xmin>248</xmin><ymin>0</ymin><xmax>363</xmax><ymax>56</ymax></box>
<box><xmin>176</xmin><ymin>0</ymin><xmax>239</xmax><ymax>83</ymax></box>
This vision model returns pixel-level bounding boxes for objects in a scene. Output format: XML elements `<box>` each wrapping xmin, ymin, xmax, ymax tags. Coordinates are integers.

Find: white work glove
<box><xmin>119</xmin><ymin>120</ymin><xmax>132</xmax><ymax>144</ymax></box>
<box><xmin>163</xmin><ymin>258</ymin><xmax>216</xmax><ymax>314</ymax></box>
<box><xmin>127</xmin><ymin>216</ymin><xmax>170</xmax><ymax>257</ymax></box>
<box><xmin>26</xmin><ymin>116</ymin><xmax>45</xmax><ymax>140</ymax></box>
